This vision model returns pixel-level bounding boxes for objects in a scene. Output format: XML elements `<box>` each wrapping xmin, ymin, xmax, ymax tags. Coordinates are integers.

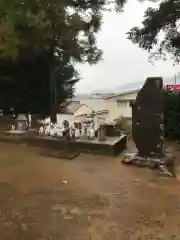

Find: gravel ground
<box><xmin>0</xmin><ymin>142</ymin><xmax>180</xmax><ymax>240</ymax></box>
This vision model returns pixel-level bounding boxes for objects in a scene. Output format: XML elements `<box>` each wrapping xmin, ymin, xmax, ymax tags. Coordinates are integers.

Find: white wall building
<box><xmin>69</xmin><ymin>77</ymin><xmax>178</xmax><ymax>121</ymax></box>
<box><xmin>70</xmin><ymin>89</ymin><xmax>139</xmax><ymax>121</ymax></box>
<box><xmin>104</xmin><ymin>90</ymin><xmax>139</xmax><ymax>120</ymax></box>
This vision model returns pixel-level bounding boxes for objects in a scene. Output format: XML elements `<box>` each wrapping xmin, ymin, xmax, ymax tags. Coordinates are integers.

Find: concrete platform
<box><xmin>27</xmin><ymin>135</ymin><xmax>127</xmax><ymax>157</ymax></box>
<box><xmin>0</xmin><ymin>134</ymin><xmax>127</xmax><ymax>157</ymax></box>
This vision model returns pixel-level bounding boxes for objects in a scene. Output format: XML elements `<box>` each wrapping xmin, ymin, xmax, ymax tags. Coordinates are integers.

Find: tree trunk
<box><xmin>49</xmin><ymin>42</ymin><xmax>57</xmax><ymax>124</ymax></box>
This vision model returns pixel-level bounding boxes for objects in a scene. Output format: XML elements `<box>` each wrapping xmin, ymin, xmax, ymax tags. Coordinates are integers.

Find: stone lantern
<box><xmin>16</xmin><ymin>114</ymin><xmax>28</xmax><ymax>131</ymax></box>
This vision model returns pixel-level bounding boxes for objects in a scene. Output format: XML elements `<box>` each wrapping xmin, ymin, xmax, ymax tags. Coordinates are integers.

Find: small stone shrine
<box><xmin>122</xmin><ymin>77</ymin><xmax>175</xmax><ymax>177</ymax></box>
<box><xmin>16</xmin><ymin>114</ymin><xmax>28</xmax><ymax>131</ymax></box>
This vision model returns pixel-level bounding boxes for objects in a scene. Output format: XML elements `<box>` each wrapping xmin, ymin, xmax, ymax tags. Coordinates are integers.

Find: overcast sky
<box><xmin>75</xmin><ymin>0</ymin><xmax>180</xmax><ymax>93</ymax></box>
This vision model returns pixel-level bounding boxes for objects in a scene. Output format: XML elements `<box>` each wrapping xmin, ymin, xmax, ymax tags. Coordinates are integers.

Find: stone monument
<box><xmin>122</xmin><ymin>77</ymin><xmax>175</xmax><ymax>177</ymax></box>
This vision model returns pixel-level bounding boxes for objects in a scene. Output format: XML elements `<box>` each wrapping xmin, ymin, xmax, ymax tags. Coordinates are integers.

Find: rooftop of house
<box><xmin>72</xmin><ymin>93</ymin><xmax>114</xmax><ymax>101</ymax></box>
<box><xmin>65</xmin><ymin>102</ymin><xmax>83</xmax><ymax>114</ymax></box>
<box><xmin>104</xmin><ymin>88</ymin><xmax>140</xmax><ymax>99</ymax></box>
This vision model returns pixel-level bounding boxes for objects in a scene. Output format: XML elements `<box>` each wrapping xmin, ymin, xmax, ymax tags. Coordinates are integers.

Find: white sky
<box><xmin>76</xmin><ymin>0</ymin><xmax>180</xmax><ymax>93</ymax></box>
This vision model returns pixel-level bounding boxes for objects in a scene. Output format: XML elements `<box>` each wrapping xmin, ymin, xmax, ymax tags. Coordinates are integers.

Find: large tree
<box><xmin>0</xmin><ymin>0</ymin><xmax>122</xmax><ymax>117</ymax></box>
<box><xmin>0</xmin><ymin>50</ymin><xmax>79</xmax><ymax>115</ymax></box>
<box><xmin>0</xmin><ymin>0</ymin><xmax>124</xmax><ymax>63</ymax></box>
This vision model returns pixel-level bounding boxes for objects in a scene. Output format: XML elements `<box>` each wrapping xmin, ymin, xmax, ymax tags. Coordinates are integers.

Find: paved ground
<box><xmin>0</xmin><ymin>142</ymin><xmax>180</xmax><ymax>240</ymax></box>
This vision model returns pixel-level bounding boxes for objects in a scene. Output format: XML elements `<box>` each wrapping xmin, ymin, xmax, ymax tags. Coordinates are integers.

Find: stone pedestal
<box><xmin>122</xmin><ymin>153</ymin><xmax>175</xmax><ymax>177</ymax></box>
<box><xmin>98</xmin><ymin>125</ymin><xmax>106</xmax><ymax>141</ymax></box>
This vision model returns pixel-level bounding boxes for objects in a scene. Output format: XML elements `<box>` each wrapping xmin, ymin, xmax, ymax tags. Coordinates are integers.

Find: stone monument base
<box><xmin>0</xmin><ymin>134</ymin><xmax>127</xmax><ymax>157</ymax></box>
<box><xmin>4</xmin><ymin>130</ymin><xmax>28</xmax><ymax>136</ymax></box>
<box><xmin>122</xmin><ymin>152</ymin><xmax>175</xmax><ymax>177</ymax></box>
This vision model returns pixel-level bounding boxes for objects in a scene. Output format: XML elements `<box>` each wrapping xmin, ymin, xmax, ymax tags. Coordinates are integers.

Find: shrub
<box><xmin>114</xmin><ymin>116</ymin><xmax>132</xmax><ymax>134</ymax></box>
<box><xmin>164</xmin><ymin>86</ymin><xmax>180</xmax><ymax>140</ymax></box>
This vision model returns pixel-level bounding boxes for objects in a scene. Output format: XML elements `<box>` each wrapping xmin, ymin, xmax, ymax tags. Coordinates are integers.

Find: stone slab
<box><xmin>26</xmin><ymin>135</ymin><xmax>127</xmax><ymax>157</ymax></box>
<box><xmin>0</xmin><ymin>134</ymin><xmax>127</xmax><ymax>157</ymax></box>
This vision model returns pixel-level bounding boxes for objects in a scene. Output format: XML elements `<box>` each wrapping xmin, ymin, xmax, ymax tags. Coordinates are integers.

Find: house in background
<box><xmin>68</xmin><ymin>77</ymin><xmax>177</xmax><ymax>121</ymax></box>
<box><xmin>104</xmin><ymin>89</ymin><xmax>139</xmax><ymax>120</ymax></box>
<box><xmin>58</xmin><ymin>97</ymin><xmax>110</xmax><ymax>122</ymax></box>
<box><xmin>71</xmin><ymin>94</ymin><xmax>110</xmax><ymax>120</ymax></box>
<box><xmin>65</xmin><ymin>101</ymin><xmax>109</xmax><ymax>120</ymax></box>
<box><xmin>72</xmin><ymin>94</ymin><xmax>109</xmax><ymax>113</ymax></box>
<box><xmin>57</xmin><ymin>101</ymin><xmax>93</xmax><ymax>123</ymax></box>
<box><xmin>70</xmin><ymin>88</ymin><xmax>140</xmax><ymax>121</ymax></box>
<box><xmin>65</xmin><ymin>102</ymin><xmax>93</xmax><ymax>117</ymax></box>
<box><xmin>102</xmin><ymin>77</ymin><xmax>177</xmax><ymax>120</ymax></box>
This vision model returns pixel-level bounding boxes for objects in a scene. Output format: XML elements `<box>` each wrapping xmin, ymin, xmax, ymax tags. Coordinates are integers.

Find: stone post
<box><xmin>98</xmin><ymin>125</ymin><xmax>106</xmax><ymax>141</ymax></box>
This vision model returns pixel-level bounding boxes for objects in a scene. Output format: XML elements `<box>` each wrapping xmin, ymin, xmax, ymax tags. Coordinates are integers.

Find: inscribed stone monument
<box><xmin>122</xmin><ymin>77</ymin><xmax>175</xmax><ymax>176</ymax></box>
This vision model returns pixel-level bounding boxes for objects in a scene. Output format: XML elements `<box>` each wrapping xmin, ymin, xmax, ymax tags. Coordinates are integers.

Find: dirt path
<box><xmin>0</xmin><ymin>142</ymin><xmax>180</xmax><ymax>240</ymax></box>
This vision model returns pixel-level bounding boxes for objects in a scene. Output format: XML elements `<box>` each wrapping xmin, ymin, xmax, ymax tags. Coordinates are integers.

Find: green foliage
<box><xmin>0</xmin><ymin>0</ymin><xmax>122</xmax><ymax>63</ymax></box>
<box><xmin>0</xmin><ymin>0</ymin><xmax>122</xmax><ymax>114</ymax></box>
<box><xmin>114</xmin><ymin>115</ymin><xmax>132</xmax><ymax>134</ymax></box>
<box><xmin>164</xmin><ymin>87</ymin><xmax>180</xmax><ymax>140</ymax></box>
<box><xmin>117</xmin><ymin>0</ymin><xmax>180</xmax><ymax>62</ymax></box>
<box><xmin>0</xmin><ymin>50</ymin><xmax>79</xmax><ymax>114</ymax></box>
